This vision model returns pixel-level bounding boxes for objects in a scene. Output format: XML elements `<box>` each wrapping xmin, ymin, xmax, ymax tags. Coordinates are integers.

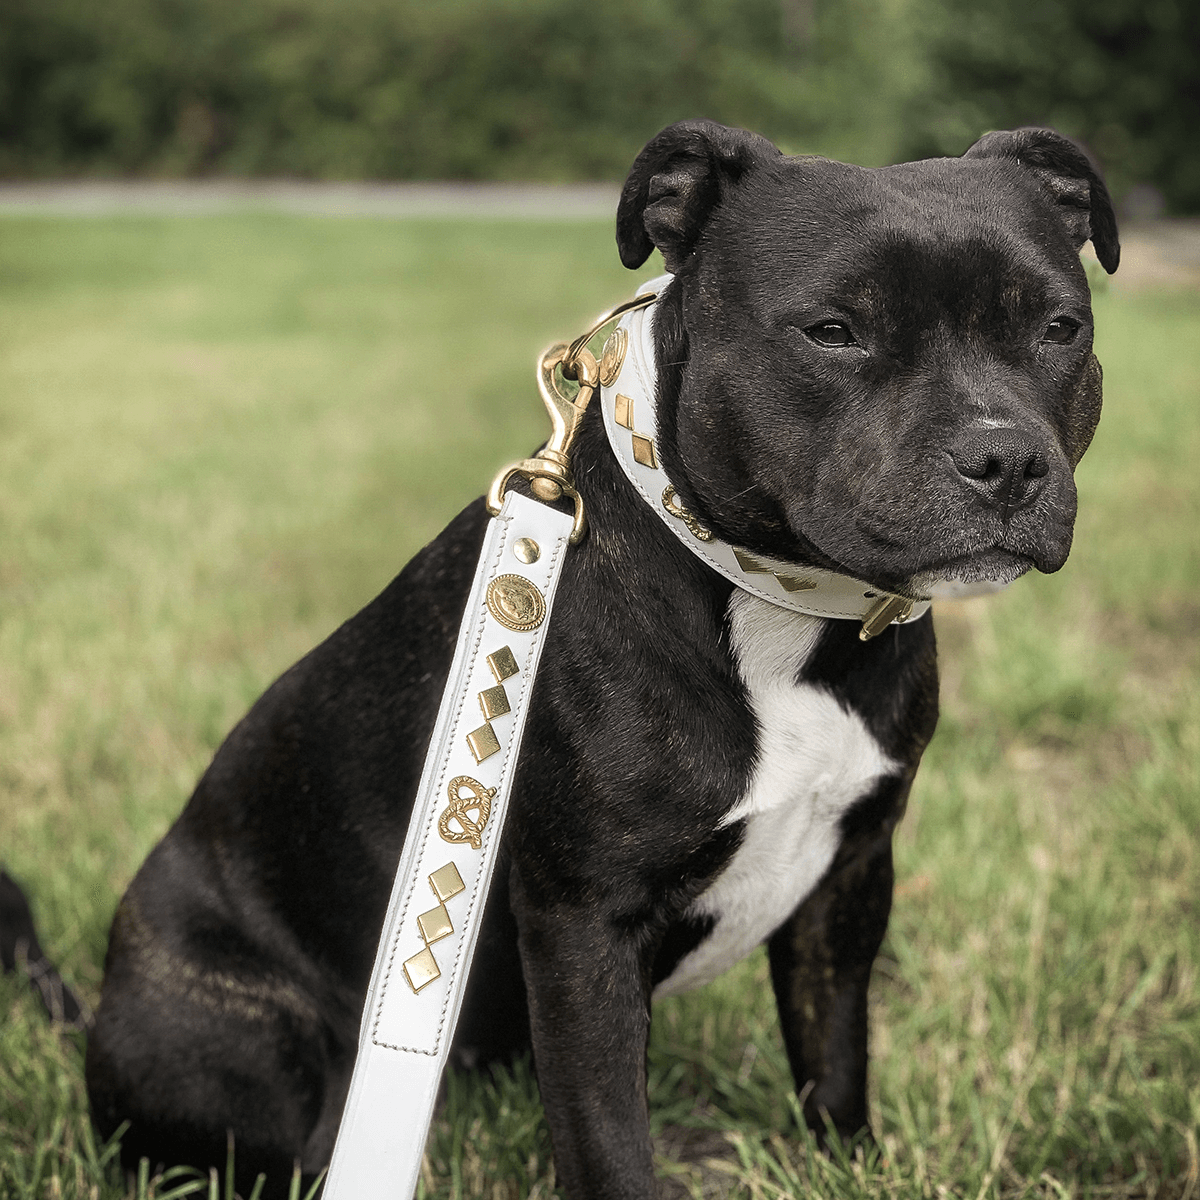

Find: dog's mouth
<box><xmin>907</xmin><ymin>548</ymin><xmax>1035</xmax><ymax>599</ymax></box>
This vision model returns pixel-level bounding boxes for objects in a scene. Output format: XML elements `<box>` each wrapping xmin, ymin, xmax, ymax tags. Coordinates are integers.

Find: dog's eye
<box><xmin>806</xmin><ymin>321</ymin><xmax>857</xmax><ymax>347</ymax></box>
<box><xmin>1043</xmin><ymin>318</ymin><xmax>1080</xmax><ymax>345</ymax></box>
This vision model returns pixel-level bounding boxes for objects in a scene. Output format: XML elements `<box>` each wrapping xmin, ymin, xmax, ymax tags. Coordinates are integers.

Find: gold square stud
<box><xmin>631</xmin><ymin>434</ymin><xmax>658</xmax><ymax>468</ymax></box>
<box><xmin>417</xmin><ymin>902</ymin><xmax>453</xmax><ymax>944</ymax></box>
<box><xmin>478</xmin><ymin>683</ymin><xmax>511</xmax><ymax>720</ymax></box>
<box><xmin>467</xmin><ymin>722</ymin><xmax>501</xmax><ymax>763</ymax></box>
<box><xmin>403</xmin><ymin>945</ymin><xmax>441</xmax><ymax>992</ymax></box>
<box><xmin>428</xmin><ymin>861</ymin><xmax>465</xmax><ymax>903</ymax></box>
<box><xmin>614</xmin><ymin>392</ymin><xmax>634</xmax><ymax>430</ymax></box>
<box><xmin>487</xmin><ymin>646</ymin><xmax>519</xmax><ymax>683</ymax></box>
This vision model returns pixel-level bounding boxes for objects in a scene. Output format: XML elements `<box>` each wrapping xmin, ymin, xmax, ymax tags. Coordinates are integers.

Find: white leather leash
<box><xmin>323</xmin><ymin>489</ymin><xmax>575</xmax><ymax>1199</ymax></box>
<box><xmin>602</xmin><ymin>275</ymin><xmax>932</xmax><ymax>640</ymax></box>
<box><xmin>323</xmin><ymin>277</ymin><xmax>935</xmax><ymax>1197</ymax></box>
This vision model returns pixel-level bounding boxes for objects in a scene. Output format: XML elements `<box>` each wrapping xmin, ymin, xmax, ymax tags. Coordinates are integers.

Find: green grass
<box><xmin>0</xmin><ymin>215</ymin><xmax>1196</xmax><ymax>1200</ymax></box>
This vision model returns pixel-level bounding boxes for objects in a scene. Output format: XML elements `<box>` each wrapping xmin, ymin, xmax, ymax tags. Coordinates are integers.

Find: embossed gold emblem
<box><xmin>439</xmin><ymin>776</ymin><xmax>495</xmax><ymax>850</ymax></box>
<box><xmin>486</xmin><ymin>574</ymin><xmax>546</xmax><ymax>632</ymax></box>
<box><xmin>599</xmin><ymin>328</ymin><xmax>628</xmax><ymax>386</ymax></box>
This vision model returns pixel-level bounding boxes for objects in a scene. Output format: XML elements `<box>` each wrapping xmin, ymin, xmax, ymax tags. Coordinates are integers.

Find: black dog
<box><xmin>86</xmin><ymin>120</ymin><xmax>1119</xmax><ymax>1199</ymax></box>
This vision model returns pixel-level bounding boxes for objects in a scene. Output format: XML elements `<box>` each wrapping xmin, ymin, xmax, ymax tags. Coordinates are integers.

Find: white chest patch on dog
<box><xmin>654</xmin><ymin>592</ymin><xmax>899</xmax><ymax>998</ymax></box>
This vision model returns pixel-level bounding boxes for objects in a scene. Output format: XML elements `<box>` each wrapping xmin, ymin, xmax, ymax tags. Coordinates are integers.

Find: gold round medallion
<box><xmin>598</xmin><ymin>328</ymin><xmax>628</xmax><ymax>386</ymax></box>
<box><xmin>486</xmin><ymin>574</ymin><xmax>546</xmax><ymax>632</ymax></box>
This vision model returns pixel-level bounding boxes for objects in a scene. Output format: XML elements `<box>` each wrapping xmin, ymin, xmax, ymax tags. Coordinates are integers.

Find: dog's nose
<box><xmin>949</xmin><ymin>426</ymin><xmax>1050</xmax><ymax>518</ymax></box>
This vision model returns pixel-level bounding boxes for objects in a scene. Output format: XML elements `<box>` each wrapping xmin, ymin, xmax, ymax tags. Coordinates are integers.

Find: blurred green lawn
<box><xmin>0</xmin><ymin>215</ymin><xmax>1196</xmax><ymax>1199</ymax></box>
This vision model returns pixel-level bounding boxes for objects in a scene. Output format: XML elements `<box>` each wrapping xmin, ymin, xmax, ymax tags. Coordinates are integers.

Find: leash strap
<box><xmin>323</xmin><ymin>490</ymin><xmax>575</xmax><ymax>1199</ymax></box>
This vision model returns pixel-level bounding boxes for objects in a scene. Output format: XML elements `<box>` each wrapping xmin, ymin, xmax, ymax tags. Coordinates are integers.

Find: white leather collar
<box><xmin>600</xmin><ymin>276</ymin><xmax>932</xmax><ymax>633</ymax></box>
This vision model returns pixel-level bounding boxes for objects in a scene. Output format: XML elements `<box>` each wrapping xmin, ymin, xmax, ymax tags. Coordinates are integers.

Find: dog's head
<box><xmin>616</xmin><ymin>120</ymin><xmax>1119</xmax><ymax>598</ymax></box>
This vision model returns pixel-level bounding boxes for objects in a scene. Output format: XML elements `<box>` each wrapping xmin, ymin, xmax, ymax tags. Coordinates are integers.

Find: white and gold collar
<box><xmin>600</xmin><ymin>277</ymin><xmax>931</xmax><ymax>640</ymax></box>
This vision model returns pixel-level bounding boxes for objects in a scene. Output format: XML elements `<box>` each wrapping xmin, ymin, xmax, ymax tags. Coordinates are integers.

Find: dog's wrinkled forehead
<box><xmin>695</xmin><ymin>155</ymin><xmax>1093</xmax><ymax>335</ymax></box>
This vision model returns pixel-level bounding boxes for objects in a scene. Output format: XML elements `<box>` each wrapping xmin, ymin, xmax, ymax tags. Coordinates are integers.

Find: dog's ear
<box><xmin>616</xmin><ymin>120</ymin><xmax>782</xmax><ymax>271</ymax></box>
<box><xmin>963</xmin><ymin>127</ymin><xmax>1120</xmax><ymax>274</ymax></box>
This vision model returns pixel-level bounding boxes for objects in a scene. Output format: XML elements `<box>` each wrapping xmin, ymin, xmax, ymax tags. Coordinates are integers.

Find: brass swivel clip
<box><xmin>487</xmin><ymin>291</ymin><xmax>657</xmax><ymax>545</ymax></box>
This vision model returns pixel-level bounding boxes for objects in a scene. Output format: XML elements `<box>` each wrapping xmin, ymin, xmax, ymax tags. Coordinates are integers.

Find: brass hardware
<box><xmin>662</xmin><ymin>485</ymin><xmax>714</xmax><ymax>542</ymax></box>
<box><xmin>439</xmin><ymin>776</ymin><xmax>495</xmax><ymax>850</ymax></box>
<box><xmin>776</xmin><ymin>573</ymin><xmax>818</xmax><ymax>593</ymax></box>
<box><xmin>486</xmin><ymin>574</ymin><xmax>546</xmax><ymax>632</ymax></box>
<box><xmin>488</xmin><ymin>291</ymin><xmax>658</xmax><ymax>545</ymax></box>
<box><xmin>734</xmin><ymin>547</ymin><xmax>816</xmax><ymax>593</ymax></box>
<box><xmin>429</xmin><ymin>861</ymin><xmax>466</xmax><ymax>902</ymax></box>
<box><xmin>487</xmin><ymin>646</ymin><xmax>519</xmax><ymax>683</ymax></box>
<box><xmin>513</xmin><ymin>537</ymin><xmax>540</xmax><ymax>564</ymax></box>
<box><xmin>479</xmin><ymin>683</ymin><xmax>511</xmax><ymax>720</ymax></box>
<box><xmin>599</xmin><ymin>328</ymin><xmax>628</xmax><ymax>386</ymax></box>
<box><xmin>733</xmin><ymin>548</ymin><xmax>770</xmax><ymax>573</ymax></box>
<box><xmin>403</xmin><ymin>862</ymin><xmax>467</xmax><ymax>993</ymax></box>
<box><xmin>417</xmin><ymin>903</ymin><xmax>453</xmax><ymax>945</ymax></box>
<box><xmin>859</xmin><ymin>595</ymin><xmax>915</xmax><ymax>641</ymax></box>
<box><xmin>614</xmin><ymin>392</ymin><xmax>634</xmax><ymax>430</ymax></box>
<box><xmin>403</xmin><ymin>945</ymin><xmax>441</xmax><ymax>992</ymax></box>
<box><xmin>631</xmin><ymin>434</ymin><xmax>658</xmax><ymax>468</ymax></box>
<box><xmin>467</xmin><ymin>723</ymin><xmax>501</xmax><ymax>763</ymax></box>
<box><xmin>563</xmin><ymin>292</ymin><xmax>658</xmax><ymax>375</ymax></box>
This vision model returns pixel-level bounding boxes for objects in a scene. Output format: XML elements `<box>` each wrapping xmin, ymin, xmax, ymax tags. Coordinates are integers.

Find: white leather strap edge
<box><xmin>601</xmin><ymin>276</ymin><xmax>932</xmax><ymax>627</ymax></box>
<box><xmin>323</xmin><ymin>490</ymin><xmax>575</xmax><ymax>1200</ymax></box>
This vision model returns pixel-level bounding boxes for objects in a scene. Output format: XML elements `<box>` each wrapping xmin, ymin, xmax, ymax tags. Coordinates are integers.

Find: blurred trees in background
<box><xmin>904</xmin><ymin>0</ymin><xmax>1200</xmax><ymax>213</ymax></box>
<box><xmin>0</xmin><ymin>0</ymin><xmax>1196</xmax><ymax>211</ymax></box>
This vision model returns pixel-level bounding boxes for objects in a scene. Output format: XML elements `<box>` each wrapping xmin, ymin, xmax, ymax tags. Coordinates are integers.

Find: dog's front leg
<box><xmin>513</xmin><ymin>891</ymin><xmax>657</xmax><ymax>1200</ymax></box>
<box><xmin>767</xmin><ymin>814</ymin><xmax>896</xmax><ymax>1145</ymax></box>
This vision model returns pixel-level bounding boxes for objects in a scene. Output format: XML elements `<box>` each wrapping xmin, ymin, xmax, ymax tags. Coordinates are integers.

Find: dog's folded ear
<box><xmin>617</xmin><ymin>120</ymin><xmax>781</xmax><ymax>271</ymax></box>
<box><xmin>963</xmin><ymin>127</ymin><xmax>1120</xmax><ymax>274</ymax></box>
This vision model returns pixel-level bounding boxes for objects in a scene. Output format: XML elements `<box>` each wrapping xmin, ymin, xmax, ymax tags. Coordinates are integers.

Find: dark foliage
<box><xmin>0</xmin><ymin>0</ymin><xmax>1195</xmax><ymax>211</ymax></box>
<box><xmin>904</xmin><ymin>0</ymin><xmax>1200</xmax><ymax>213</ymax></box>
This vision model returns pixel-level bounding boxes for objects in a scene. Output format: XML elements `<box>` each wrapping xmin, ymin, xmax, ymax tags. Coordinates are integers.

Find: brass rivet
<box><xmin>513</xmin><ymin>537</ymin><xmax>540</xmax><ymax>564</ymax></box>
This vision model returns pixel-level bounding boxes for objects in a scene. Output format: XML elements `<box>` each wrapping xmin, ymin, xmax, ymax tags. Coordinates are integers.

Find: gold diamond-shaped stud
<box><xmin>614</xmin><ymin>392</ymin><xmax>634</xmax><ymax>430</ymax></box>
<box><xmin>487</xmin><ymin>646</ymin><xmax>519</xmax><ymax>683</ymax></box>
<box><xmin>467</xmin><ymin>722</ymin><xmax>501</xmax><ymax>763</ymax></box>
<box><xmin>775</xmin><ymin>573</ymin><xmax>818</xmax><ymax>593</ymax></box>
<box><xmin>733</xmin><ymin>548</ymin><xmax>771</xmax><ymax>574</ymax></box>
<box><xmin>428</xmin><ymin>861</ymin><xmax>465</xmax><ymax>903</ymax></box>
<box><xmin>417</xmin><ymin>902</ymin><xmax>453</xmax><ymax>944</ymax></box>
<box><xmin>479</xmin><ymin>683</ymin><xmax>511</xmax><ymax>720</ymax></box>
<box><xmin>631</xmin><ymin>434</ymin><xmax>658</xmax><ymax>468</ymax></box>
<box><xmin>403</xmin><ymin>945</ymin><xmax>441</xmax><ymax>992</ymax></box>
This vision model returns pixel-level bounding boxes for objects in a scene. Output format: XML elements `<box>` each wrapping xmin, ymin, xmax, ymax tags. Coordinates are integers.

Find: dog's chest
<box><xmin>654</xmin><ymin>594</ymin><xmax>898</xmax><ymax>998</ymax></box>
